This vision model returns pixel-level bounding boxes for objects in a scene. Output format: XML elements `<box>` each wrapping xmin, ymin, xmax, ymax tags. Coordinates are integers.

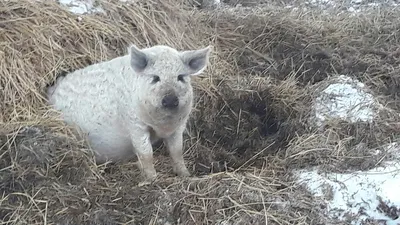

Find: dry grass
<box><xmin>1</xmin><ymin>0</ymin><xmax>400</xmax><ymax>224</ymax></box>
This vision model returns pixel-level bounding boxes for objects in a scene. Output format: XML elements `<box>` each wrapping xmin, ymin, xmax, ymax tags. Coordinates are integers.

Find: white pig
<box><xmin>46</xmin><ymin>44</ymin><xmax>212</xmax><ymax>184</ymax></box>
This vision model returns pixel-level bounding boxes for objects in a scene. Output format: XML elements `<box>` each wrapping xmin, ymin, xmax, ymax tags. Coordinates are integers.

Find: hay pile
<box><xmin>1</xmin><ymin>0</ymin><xmax>400</xmax><ymax>224</ymax></box>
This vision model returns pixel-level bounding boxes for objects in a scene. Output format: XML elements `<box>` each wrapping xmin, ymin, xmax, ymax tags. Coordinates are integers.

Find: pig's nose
<box><xmin>162</xmin><ymin>94</ymin><xmax>179</xmax><ymax>109</ymax></box>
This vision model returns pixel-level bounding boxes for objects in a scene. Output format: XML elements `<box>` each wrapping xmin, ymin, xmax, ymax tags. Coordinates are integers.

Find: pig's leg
<box><xmin>130</xmin><ymin>130</ymin><xmax>157</xmax><ymax>185</ymax></box>
<box><xmin>164</xmin><ymin>127</ymin><xmax>190</xmax><ymax>177</ymax></box>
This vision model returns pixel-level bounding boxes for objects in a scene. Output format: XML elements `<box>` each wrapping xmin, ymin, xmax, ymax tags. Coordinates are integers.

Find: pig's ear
<box><xmin>129</xmin><ymin>45</ymin><xmax>148</xmax><ymax>72</ymax></box>
<box><xmin>180</xmin><ymin>46</ymin><xmax>212</xmax><ymax>76</ymax></box>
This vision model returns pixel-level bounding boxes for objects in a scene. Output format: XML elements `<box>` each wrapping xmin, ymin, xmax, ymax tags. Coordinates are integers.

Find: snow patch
<box><xmin>58</xmin><ymin>0</ymin><xmax>104</xmax><ymax>15</ymax></box>
<box><xmin>313</xmin><ymin>75</ymin><xmax>381</xmax><ymax>126</ymax></box>
<box><xmin>306</xmin><ymin>0</ymin><xmax>336</xmax><ymax>7</ymax></box>
<box><xmin>295</xmin><ymin>145</ymin><xmax>400</xmax><ymax>224</ymax></box>
<box><xmin>285</xmin><ymin>0</ymin><xmax>399</xmax><ymax>14</ymax></box>
<box><xmin>201</xmin><ymin>0</ymin><xmax>223</xmax><ymax>9</ymax></box>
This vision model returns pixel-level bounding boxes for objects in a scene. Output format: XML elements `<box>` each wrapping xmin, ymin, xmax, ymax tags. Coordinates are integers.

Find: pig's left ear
<box><xmin>180</xmin><ymin>46</ymin><xmax>212</xmax><ymax>76</ymax></box>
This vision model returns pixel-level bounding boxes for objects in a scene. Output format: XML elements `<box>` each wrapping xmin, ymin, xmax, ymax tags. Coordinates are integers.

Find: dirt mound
<box><xmin>1</xmin><ymin>0</ymin><xmax>400</xmax><ymax>224</ymax></box>
<box><xmin>0</xmin><ymin>125</ymin><xmax>98</xmax><ymax>224</ymax></box>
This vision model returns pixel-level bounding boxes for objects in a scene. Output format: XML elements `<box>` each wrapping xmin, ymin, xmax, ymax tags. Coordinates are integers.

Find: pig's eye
<box><xmin>177</xmin><ymin>74</ymin><xmax>186</xmax><ymax>82</ymax></box>
<box><xmin>152</xmin><ymin>75</ymin><xmax>160</xmax><ymax>84</ymax></box>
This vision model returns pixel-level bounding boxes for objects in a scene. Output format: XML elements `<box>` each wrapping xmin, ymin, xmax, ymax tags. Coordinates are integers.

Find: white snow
<box><xmin>295</xmin><ymin>144</ymin><xmax>400</xmax><ymax>224</ymax></box>
<box><xmin>308</xmin><ymin>77</ymin><xmax>400</xmax><ymax>224</ymax></box>
<box><xmin>313</xmin><ymin>75</ymin><xmax>382</xmax><ymax>126</ymax></box>
<box><xmin>287</xmin><ymin>0</ymin><xmax>399</xmax><ymax>14</ymax></box>
<box><xmin>306</xmin><ymin>0</ymin><xmax>336</xmax><ymax>7</ymax></box>
<box><xmin>347</xmin><ymin>6</ymin><xmax>359</xmax><ymax>13</ymax></box>
<box><xmin>58</xmin><ymin>0</ymin><xmax>104</xmax><ymax>15</ymax></box>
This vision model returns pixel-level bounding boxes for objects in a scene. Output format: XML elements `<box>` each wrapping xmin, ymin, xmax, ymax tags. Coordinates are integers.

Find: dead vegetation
<box><xmin>1</xmin><ymin>0</ymin><xmax>400</xmax><ymax>224</ymax></box>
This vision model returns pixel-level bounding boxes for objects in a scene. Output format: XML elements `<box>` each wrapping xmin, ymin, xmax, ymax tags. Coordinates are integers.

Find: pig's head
<box><xmin>130</xmin><ymin>45</ymin><xmax>212</xmax><ymax>122</ymax></box>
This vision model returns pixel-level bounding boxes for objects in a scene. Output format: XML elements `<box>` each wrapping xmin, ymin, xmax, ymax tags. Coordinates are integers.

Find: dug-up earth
<box><xmin>1</xmin><ymin>0</ymin><xmax>400</xmax><ymax>224</ymax></box>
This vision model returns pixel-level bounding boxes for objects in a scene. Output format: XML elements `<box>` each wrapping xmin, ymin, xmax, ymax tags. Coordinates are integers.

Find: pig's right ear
<box><xmin>129</xmin><ymin>45</ymin><xmax>148</xmax><ymax>73</ymax></box>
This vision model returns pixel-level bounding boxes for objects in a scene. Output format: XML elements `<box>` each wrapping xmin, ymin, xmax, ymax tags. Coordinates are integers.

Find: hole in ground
<box><xmin>189</xmin><ymin>78</ymin><xmax>299</xmax><ymax>175</ymax></box>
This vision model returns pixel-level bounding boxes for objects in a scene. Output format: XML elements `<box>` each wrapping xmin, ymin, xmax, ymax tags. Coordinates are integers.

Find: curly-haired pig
<box><xmin>46</xmin><ymin>44</ymin><xmax>212</xmax><ymax>184</ymax></box>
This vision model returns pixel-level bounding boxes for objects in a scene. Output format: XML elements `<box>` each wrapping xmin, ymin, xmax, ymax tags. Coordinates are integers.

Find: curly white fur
<box><xmin>47</xmin><ymin>44</ymin><xmax>212</xmax><ymax>183</ymax></box>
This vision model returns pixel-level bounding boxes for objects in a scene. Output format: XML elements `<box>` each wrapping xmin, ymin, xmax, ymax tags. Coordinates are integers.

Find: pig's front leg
<box><xmin>130</xmin><ymin>130</ymin><xmax>157</xmax><ymax>185</ymax></box>
<box><xmin>164</xmin><ymin>128</ymin><xmax>190</xmax><ymax>177</ymax></box>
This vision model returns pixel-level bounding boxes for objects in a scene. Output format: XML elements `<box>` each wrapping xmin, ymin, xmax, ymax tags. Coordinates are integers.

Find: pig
<box><xmin>46</xmin><ymin>44</ymin><xmax>212</xmax><ymax>184</ymax></box>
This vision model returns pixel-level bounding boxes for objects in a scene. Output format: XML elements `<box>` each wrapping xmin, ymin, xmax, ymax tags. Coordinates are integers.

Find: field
<box><xmin>1</xmin><ymin>0</ymin><xmax>400</xmax><ymax>224</ymax></box>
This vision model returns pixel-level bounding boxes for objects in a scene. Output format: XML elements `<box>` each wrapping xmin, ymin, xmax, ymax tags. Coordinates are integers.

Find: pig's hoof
<box><xmin>138</xmin><ymin>170</ymin><xmax>157</xmax><ymax>186</ymax></box>
<box><xmin>138</xmin><ymin>179</ymin><xmax>153</xmax><ymax>187</ymax></box>
<box><xmin>138</xmin><ymin>176</ymin><xmax>157</xmax><ymax>187</ymax></box>
<box><xmin>174</xmin><ymin>165</ymin><xmax>191</xmax><ymax>177</ymax></box>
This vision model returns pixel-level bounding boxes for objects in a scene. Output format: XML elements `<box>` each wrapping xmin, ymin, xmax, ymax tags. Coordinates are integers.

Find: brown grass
<box><xmin>1</xmin><ymin>0</ymin><xmax>400</xmax><ymax>224</ymax></box>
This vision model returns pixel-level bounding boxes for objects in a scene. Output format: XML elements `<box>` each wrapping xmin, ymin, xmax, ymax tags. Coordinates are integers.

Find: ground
<box><xmin>1</xmin><ymin>0</ymin><xmax>400</xmax><ymax>224</ymax></box>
